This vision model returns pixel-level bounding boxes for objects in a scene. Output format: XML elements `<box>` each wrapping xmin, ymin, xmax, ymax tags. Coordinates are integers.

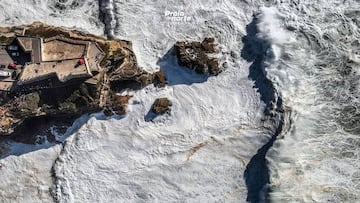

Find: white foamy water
<box><xmin>52</xmin><ymin>1</ymin><xmax>271</xmax><ymax>202</ymax></box>
<box><xmin>252</xmin><ymin>1</ymin><xmax>360</xmax><ymax>202</ymax></box>
<box><xmin>0</xmin><ymin>0</ymin><xmax>104</xmax><ymax>35</ymax></box>
<box><xmin>0</xmin><ymin>0</ymin><xmax>271</xmax><ymax>202</ymax></box>
<box><xmin>0</xmin><ymin>0</ymin><xmax>359</xmax><ymax>202</ymax></box>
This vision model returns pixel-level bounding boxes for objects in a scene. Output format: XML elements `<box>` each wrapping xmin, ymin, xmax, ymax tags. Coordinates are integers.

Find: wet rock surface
<box><xmin>106</xmin><ymin>93</ymin><xmax>133</xmax><ymax>115</ymax></box>
<box><xmin>151</xmin><ymin>98</ymin><xmax>172</xmax><ymax>115</ymax></box>
<box><xmin>173</xmin><ymin>37</ymin><xmax>221</xmax><ymax>75</ymax></box>
<box><xmin>153</xmin><ymin>70</ymin><xmax>167</xmax><ymax>88</ymax></box>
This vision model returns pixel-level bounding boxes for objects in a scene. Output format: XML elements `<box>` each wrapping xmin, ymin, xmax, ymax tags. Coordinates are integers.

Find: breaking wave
<box><xmin>240</xmin><ymin>2</ymin><xmax>360</xmax><ymax>201</ymax></box>
<box><xmin>98</xmin><ymin>0</ymin><xmax>116</xmax><ymax>38</ymax></box>
<box><xmin>0</xmin><ymin>0</ymin><xmax>359</xmax><ymax>202</ymax></box>
<box><xmin>241</xmin><ymin>7</ymin><xmax>295</xmax><ymax>202</ymax></box>
<box><xmin>260</xmin><ymin>1</ymin><xmax>360</xmax><ymax>202</ymax></box>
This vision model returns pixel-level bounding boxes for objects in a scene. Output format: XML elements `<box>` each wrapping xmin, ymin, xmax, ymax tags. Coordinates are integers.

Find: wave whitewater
<box><xmin>0</xmin><ymin>0</ymin><xmax>359</xmax><ymax>202</ymax></box>
<box><xmin>258</xmin><ymin>1</ymin><xmax>360</xmax><ymax>202</ymax></box>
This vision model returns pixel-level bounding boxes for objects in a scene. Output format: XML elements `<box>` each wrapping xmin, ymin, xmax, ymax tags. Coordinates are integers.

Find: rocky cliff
<box><xmin>0</xmin><ymin>22</ymin><xmax>155</xmax><ymax>136</ymax></box>
<box><xmin>0</xmin><ymin>22</ymin><xmax>221</xmax><ymax>136</ymax></box>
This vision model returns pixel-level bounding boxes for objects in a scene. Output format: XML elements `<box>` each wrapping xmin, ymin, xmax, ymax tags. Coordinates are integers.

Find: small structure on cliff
<box><xmin>0</xmin><ymin>35</ymin><xmax>105</xmax><ymax>91</ymax></box>
<box><xmin>0</xmin><ymin>22</ymin><xmax>221</xmax><ymax>136</ymax></box>
<box><xmin>0</xmin><ymin>22</ymin><xmax>156</xmax><ymax>136</ymax></box>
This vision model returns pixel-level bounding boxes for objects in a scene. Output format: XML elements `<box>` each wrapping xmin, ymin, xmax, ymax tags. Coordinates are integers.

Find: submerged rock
<box><xmin>151</xmin><ymin>98</ymin><xmax>172</xmax><ymax>115</ymax></box>
<box><xmin>173</xmin><ymin>37</ymin><xmax>221</xmax><ymax>75</ymax></box>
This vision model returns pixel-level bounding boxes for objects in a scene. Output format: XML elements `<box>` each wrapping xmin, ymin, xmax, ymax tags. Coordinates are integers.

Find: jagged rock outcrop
<box><xmin>151</xmin><ymin>98</ymin><xmax>172</xmax><ymax>115</ymax></box>
<box><xmin>173</xmin><ymin>37</ymin><xmax>221</xmax><ymax>75</ymax></box>
<box><xmin>153</xmin><ymin>70</ymin><xmax>167</xmax><ymax>88</ymax></box>
<box><xmin>0</xmin><ymin>22</ymin><xmax>159</xmax><ymax>136</ymax></box>
<box><xmin>104</xmin><ymin>93</ymin><xmax>132</xmax><ymax>116</ymax></box>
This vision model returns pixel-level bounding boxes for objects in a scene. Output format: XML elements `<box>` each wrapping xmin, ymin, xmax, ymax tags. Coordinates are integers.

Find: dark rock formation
<box><xmin>106</xmin><ymin>93</ymin><xmax>132</xmax><ymax>115</ymax></box>
<box><xmin>151</xmin><ymin>98</ymin><xmax>172</xmax><ymax>115</ymax></box>
<box><xmin>153</xmin><ymin>70</ymin><xmax>167</xmax><ymax>88</ymax></box>
<box><xmin>173</xmin><ymin>37</ymin><xmax>221</xmax><ymax>75</ymax></box>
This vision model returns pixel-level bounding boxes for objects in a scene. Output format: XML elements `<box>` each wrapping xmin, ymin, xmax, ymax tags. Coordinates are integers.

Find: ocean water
<box><xmin>262</xmin><ymin>1</ymin><xmax>360</xmax><ymax>202</ymax></box>
<box><xmin>0</xmin><ymin>0</ymin><xmax>359</xmax><ymax>202</ymax></box>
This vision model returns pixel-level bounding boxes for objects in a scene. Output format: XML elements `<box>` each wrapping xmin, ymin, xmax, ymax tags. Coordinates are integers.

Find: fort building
<box><xmin>0</xmin><ymin>36</ymin><xmax>105</xmax><ymax>92</ymax></box>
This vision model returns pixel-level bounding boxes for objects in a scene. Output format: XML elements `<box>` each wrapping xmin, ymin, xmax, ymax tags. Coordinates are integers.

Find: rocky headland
<box><xmin>0</xmin><ymin>22</ymin><xmax>220</xmax><ymax>137</ymax></box>
<box><xmin>0</xmin><ymin>22</ymin><xmax>155</xmax><ymax>136</ymax></box>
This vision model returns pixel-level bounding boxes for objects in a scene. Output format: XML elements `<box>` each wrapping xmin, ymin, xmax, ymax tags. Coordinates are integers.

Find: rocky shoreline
<box><xmin>0</xmin><ymin>22</ymin><xmax>220</xmax><ymax>137</ymax></box>
<box><xmin>0</xmin><ymin>22</ymin><xmax>155</xmax><ymax>136</ymax></box>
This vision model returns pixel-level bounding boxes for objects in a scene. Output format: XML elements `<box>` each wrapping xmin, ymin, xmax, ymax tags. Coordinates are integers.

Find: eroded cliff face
<box><xmin>0</xmin><ymin>22</ymin><xmax>155</xmax><ymax>135</ymax></box>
